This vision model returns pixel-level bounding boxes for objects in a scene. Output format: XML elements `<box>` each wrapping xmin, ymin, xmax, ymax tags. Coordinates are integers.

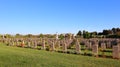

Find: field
<box><xmin>0</xmin><ymin>43</ymin><xmax>120</xmax><ymax>67</ymax></box>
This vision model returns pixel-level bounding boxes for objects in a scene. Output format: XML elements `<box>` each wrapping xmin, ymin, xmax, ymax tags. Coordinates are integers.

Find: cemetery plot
<box><xmin>0</xmin><ymin>38</ymin><xmax>120</xmax><ymax>59</ymax></box>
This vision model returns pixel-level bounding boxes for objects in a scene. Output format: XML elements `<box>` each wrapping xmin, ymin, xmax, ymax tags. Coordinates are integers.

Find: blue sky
<box><xmin>0</xmin><ymin>0</ymin><xmax>120</xmax><ymax>34</ymax></box>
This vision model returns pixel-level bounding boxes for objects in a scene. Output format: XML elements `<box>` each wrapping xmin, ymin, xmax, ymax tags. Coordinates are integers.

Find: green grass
<box><xmin>0</xmin><ymin>43</ymin><xmax>120</xmax><ymax>67</ymax></box>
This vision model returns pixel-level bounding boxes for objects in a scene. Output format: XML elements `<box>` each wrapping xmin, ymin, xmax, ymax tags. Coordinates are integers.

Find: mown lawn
<box><xmin>0</xmin><ymin>43</ymin><xmax>120</xmax><ymax>67</ymax></box>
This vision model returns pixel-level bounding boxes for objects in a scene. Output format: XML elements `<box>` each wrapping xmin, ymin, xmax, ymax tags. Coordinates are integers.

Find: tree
<box><xmin>59</xmin><ymin>34</ymin><xmax>64</xmax><ymax>39</ymax></box>
<box><xmin>5</xmin><ymin>34</ymin><xmax>12</xmax><ymax>38</ymax></box>
<box><xmin>112</xmin><ymin>28</ymin><xmax>117</xmax><ymax>34</ymax></box>
<box><xmin>15</xmin><ymin>33</ymin><xmax>22</xmax><ymax>38</ymax></box>
<box><xmin>38</xmin><ymin>34</ymin><xmax>44</xmax><ymax>38</ymax></box>
<box><xmin>77</xmin><ymin>30</ymin><xmax>82</xmax><ymax>37</ymax></box>
<box><xmin>83</xmin><ymin>30</ymin><xmax>90</xmax><ymax>38</ymax></box>
<box><xmin>90</xmin><ymin>31</ymin><xmax>97</xmax><ymax>38</ymax></box>
<box><xmin>102</xmin><ymin>30</ymin><xmax>112</xmax><ymax>35</ymax></box>
<box><xmin>26</xmin><ymin>34</ymin><xmax>33</xmax><ymax>38</ymax></box>
<box><xmin>98</xmin><ymin>32</ymin><xmax>103</xmax><ymax>35</ymax></box>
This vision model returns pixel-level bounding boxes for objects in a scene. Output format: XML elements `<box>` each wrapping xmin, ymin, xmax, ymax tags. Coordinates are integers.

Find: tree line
<box><xmin>0</xmin><ymin>33</ymin><xmax>74</xmax><ymax>40</ymax></box>
<box><xmin>76</xmin><ymin>28</ymin><xmax>120</xmax><ymax>38</ymax></box>
<box><xmin>0</xmin><ymin>28</ymin><xmax>120</xmax><ymax>39</ymax></box>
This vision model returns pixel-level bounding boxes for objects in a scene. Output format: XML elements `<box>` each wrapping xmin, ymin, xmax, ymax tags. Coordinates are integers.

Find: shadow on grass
<box><xmin>57</xmin><ymin>50</ymin><xmax>114</xmax><ymax>59</ymax></box>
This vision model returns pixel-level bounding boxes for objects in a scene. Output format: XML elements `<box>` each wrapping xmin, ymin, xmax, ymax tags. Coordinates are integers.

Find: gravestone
<box><xmin>42</xmin><ymin>40</ymin><xmax>46</xmax><ymax>50</ymax></box>
<box><xmin>89</xmin><ymin>41</ymin><xmax>92</xmax><ymax>49</ymax></box>
<box><xmin>106</xmin><ymin>41</ymin><xmax>111</xmax><ymax>48</ymax></box>
<box><xmin>75</xmin><ymin>40</ymin><xmax>81</xmax><ymax>54</ymax></box>
<box><xmin>51</xmin><ymin>41</ymin><xmax>55</xmax><ymax>51</ymax></box>
<box><xmin>34</xmin><ymin>41</ymin><xmax>37</xmax><ymax>48</ymax></box>
<box><xmin>112</xmin><ymin>45</ymin><xmax>120</xmax><ymax>59</ymax></box>
<box><xmin>101</xmin><ymin>42</ymin><xmax>106</xmax><ymax>50</ymax></box>
<box><xmin>92</xmin><ymin>44</ymin><xmax>98</xmax><ymax>57</ymax></box>
<box><xmin>8</xmin><ymin>40</ymin><xmax>11</xmax><ymax>46</ymax></box>
<box><xmin>12</xmin><ymin>41</ymin><xmax>15</xmax><ymax>46</ymax></box>
<box><xmin>57</xmin><ymin>41</ymin><xmax>61</xmax><ymax>48</ymax></box>
<box><xmin>16</xmin><ymin>40</ymin><xmax>19</xmax><ymax>46</ymax></box>
<box><xmin>56</xmin><ymin>32</ymin><xmax>58</xmax><ymax>40</ymax></box>
<box><xmin>21</xmin><ymin>40</ymin><xmax>25</xmax><ymax>48</ymax></box>
<box><xmin>31</xmin><ymin>41</ymin><xmax>34</xmax><ymax>48</ymax></box>
<box><xmin>63</xmin><ymin>42</ymin><xmax>67</xmax><ymax>52</ymax></box>
<box><xmin>27</xmin><ymin>41</ymin><xmax>31</xmax><ymax>48</ymax></box>
<box><xmin>86</xmin><ymin>41</ymin><xmax>92</xmax><ymax>50</ymax></box>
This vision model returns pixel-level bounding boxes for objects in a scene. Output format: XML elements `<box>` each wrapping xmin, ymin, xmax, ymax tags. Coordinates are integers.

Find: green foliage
<box><xmin>77</xmin><ymin>28</ymin><xmax>120</xmax><ymax>38</ymax></box>
<box><xmin>25</xmin><ymin>34</ymin><xmax>33</xmax><ymax>38</ymax></box>
<box><xmin>77</xmin><ymin>30</ymin><xmax>82</xmax><ymax>37</ymax></box>
<box><xmin>15</xmin><ymin>33</ymin><xmax>23</xmax><ymax>38</ymax></box>
<box><xmin>106</xmin><ymin>35</ymin><xmax>120</xmax><ymax>38</ymax></box>
<box><xmin>5</xmin><ymin>34</ymin><xmax>12</xmax><ymax>38</ymax></box>
<box><xmin>103</xmin><ymin>30</ymin><xmax>112</xmax><ymax>35</ymax></box>
<box><xmin>59</xmin><ymin>34</ymin><xmax>64</xmax><ymax>40</ymax></box>
<box><xmin>38</xmin><ymin>34</ymin><xmax>44</xmax><ymax>38</ymax></box>
<box><xmin>83</xmin><ymin>30</ymin><xmax>91</xmax><ymax>38</ymax></box>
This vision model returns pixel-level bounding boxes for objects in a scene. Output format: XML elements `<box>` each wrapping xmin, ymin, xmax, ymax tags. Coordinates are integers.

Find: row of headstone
<box><xmin>1</xmin><ymin>38</ymin><xmax>120</xmax><ymax>59</ymax></box>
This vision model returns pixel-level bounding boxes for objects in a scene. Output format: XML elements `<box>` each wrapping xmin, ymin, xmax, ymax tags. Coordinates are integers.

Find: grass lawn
<box><xmin>0</xmin><ymin>43</ymin><xmax>120</xmax><ymax>67</ymax></box>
